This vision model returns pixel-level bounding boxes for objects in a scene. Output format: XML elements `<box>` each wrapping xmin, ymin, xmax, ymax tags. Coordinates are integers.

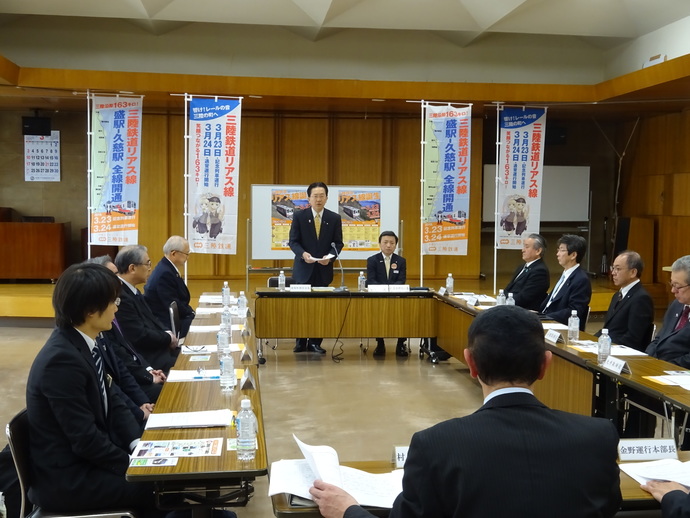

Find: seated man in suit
<box><xmin>367</xmin><ymin>230</ymin><xmax>408</xmax><ymax>357</ymax></box>
<box><xmin>144</xmin><ymin>235</ymin><xmax>196</xmax><ymax>339</ymax></box>
<box><xmin>646</xmin><ymin>255</ymin><xmax>690</xmax><ymax>367</ymax></box>
<box><xmin>595</xmin><ymin>250</ymin><xmax>654</xmax><ymax>351</ymax></box>
<box><xmin>539</xmin><ymin>234</ymin><xmax>591</xmax><ymax>330</ymax></box>
<box><xmin>504</xmin><ymin>233</ymin><xmax>550</xmax><ymax>311</ymax></box>
<box><xmin>309</xmin><ymin>305</ymin><xmax>621</xmax><ymax>518</ymax></box>
<box><xmin>115</xmin><ymin>245</ymin><xmax>179</xmax><ymax>373</ymax></box>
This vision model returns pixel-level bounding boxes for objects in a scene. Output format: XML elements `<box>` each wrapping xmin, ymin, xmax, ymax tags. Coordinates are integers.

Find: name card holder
<box><xmin>290</xmin><ymin>284</ymin><xmax>311</xmax><ymax>292</ymax></box>
<box><xmin>438</xmin><ymin>287</ymin><xmax>447</xmax><ymax>296</ymax></box>
<box><xmin>239</xmin><ymin>368</ymin><xmax>256</xmax><ymax>390</ymax></box>
<box><xmin>392</xmin><ymin>446</ymin><xmax>409</xmax><ymax>468</ymax></box>
<box><xmin>544</xmin><ymin>329</ymin><xmax>564</xmax><ymax>344</ymax></box>
<box><xmin>465</xmin><ymin>296</ymin><xmax>479</xmax><ymax>306</ymax></box>
<box><xmin>389</xmin><ymin>284</ymin><xmax>410</xmax><ymax>293</ymax></box>
<box><xmin>367</xmin><ymin>284</ymin><xmax>389</xmax><ymax>293</ymax></box>
<box><xmin>601</xmin><ymin>355</ymin><xmax>631</xmax><ymax>375</ymax></box>
<box><xmin>619</xmin><ymin>438</ymin><xmax>677</xmax><ymax>461</ymax></box>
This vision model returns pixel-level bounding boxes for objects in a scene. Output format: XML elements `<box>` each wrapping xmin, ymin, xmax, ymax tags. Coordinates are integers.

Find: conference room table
<box><xmin>125</xmin><ymin>301</ymin><xmax>268</xmax><ymax>517</ymax></box>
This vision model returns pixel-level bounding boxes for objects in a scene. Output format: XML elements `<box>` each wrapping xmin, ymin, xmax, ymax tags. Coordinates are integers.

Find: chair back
<box><xmin>6</xmin><ymin>409</ymin><xmax>31</xmax><ymax>518</ymax></box>
<box><xmin>267</xmin><ymin>276</ymin><xmax>294</xmax><ymax>288</ymax></box>
<box><xmin>169</xmin><ymin>301</ymin><xmax>180</xmax><ymax>339</ymax></box>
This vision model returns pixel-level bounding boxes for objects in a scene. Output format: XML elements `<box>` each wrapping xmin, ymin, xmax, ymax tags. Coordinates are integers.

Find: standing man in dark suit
<box><xmin>26</xmin><ymin>263</ymin><xmax>160</xmax><ymax>515</ymax></box>
<box><xmin>145</xmin><ymin>235</ymin><xmax>195</xmax><ymax>339</ymax></box>
<box><xmin>367</xmin><ymin>230</ymin><xmax>408</xmax><ymax>358</ymax></box>
<box><xmin>504</xmin><ymin>233</ymin><xmax>550</xmax><ymax>311</ymax></box>
<box><xmin>595</xmin><ymin>250</ymin><xmax>654</xmax><ymax>351</ymax></box>
<box><xmin>646</xmin><ymin>255</ymin><xmax>690</xmax><ymax>367</ymax></box>
<box><xmin>115</xmin><ymin>245</ymin><xmax>179</xmax><ymax>373</ymax></box>
<box><xmin>309</xmin><ymin>305</ymin><xmax>621</xmax><ymax>518</ymax></box>
<box><xmin>539</xmin><ymin>234</ymin><xmax>591</xmax><ymax>330</ymax></box>
<box><xmin>289</xmin><ymin>182</ymin><xmax>344</xmax><ymax>354</ymax></box>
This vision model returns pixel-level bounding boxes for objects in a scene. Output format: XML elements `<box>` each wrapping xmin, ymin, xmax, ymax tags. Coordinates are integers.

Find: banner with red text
<box><xmin>187</xmin><ymin>97</ymin><xmax>241</xmax><ymax>255</ymax></box>
<box><xmin>496</xmin><ymin>107</ymin><xmax>546</xmax><ymax>249</ymax></box>
<box><xmin>90</xmin><ymin>96</ymin><xmax>142</xmax><ymax>246</ymax></box>
<box><xmin>422</xmin><ymin>104</ymin><xmax>471</xmax><ymax>255</ymax></box>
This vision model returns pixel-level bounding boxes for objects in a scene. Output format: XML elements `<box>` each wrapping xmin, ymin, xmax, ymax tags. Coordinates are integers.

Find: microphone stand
<box><xmin>331</xmin><ymin>242</ymin><xmax>348</xmax><ymax>292</ymax></box>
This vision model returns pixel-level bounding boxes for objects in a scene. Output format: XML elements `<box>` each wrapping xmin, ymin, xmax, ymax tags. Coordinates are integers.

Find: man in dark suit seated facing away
<box><xmin>309</xmin><ymin>305</ymin><xmax>621</xmax><ymax>518</ymax></box>
<box><xmin>539</xmin><ymin>234</ymin><xmax>591</xmax><ymax>330</ymax></box>
<box><xmin>595</xmin><ymin>250</ymin><xmax>654</xmax><ymax>351</ymax></box>
<box><xmin>504</xmin><ymin>233</ymin><xmax>550</xmax><ymax>311</ymax></box>
<box><xmin>114</xmin><ymin>245</ymin><xmax>179</xmax><ymax>373</ymax></box>
<box><xmin>144</xmin><ymin>235</ymin><xmax>195</xmax><ymax>339</ymax></box>
<box><xmin>367</xmin><ymin>230</ymin><xmax>408</xmax><ymax>358</ymax></box>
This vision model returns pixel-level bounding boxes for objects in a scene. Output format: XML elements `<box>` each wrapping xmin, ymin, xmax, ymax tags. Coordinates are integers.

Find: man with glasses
<box><xmin>144</xmin><ymin>235</ymin><xmax>195</xmax><ymax>338</ymax></box>
<box><xmin>646</xmin><ymin>255</ymin><xmax>690</xmax><ymax>367</ymax></box>
<box><xmin>114</xmin><ymin>245</ymin><xmax>179</xmax><ymax>373</ymax></box>
<box><xmin>594</xmin><ymin>250</ymin><xmax>654</xmax><ymax>351</ymax></box>
<box><xmin>289</xmin><ymin>182</ymin><xmax>344</xmax><ymax>354</ymax></box>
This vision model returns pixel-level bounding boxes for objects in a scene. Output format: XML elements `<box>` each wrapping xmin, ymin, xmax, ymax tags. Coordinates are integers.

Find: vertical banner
<box><xmin>187</xmin><ymin>97</ymin><xmax>241</xmax><ymax>255</ymax></box>
<box><xmin>90</xmin><ymin>96</ymin><xmax>143</xmax><ymax>245</ymax></box>
<box><xmin>422</xmin><ymin>104</ymin><xmax>472</xmax><ymax>255</ymax></box>
<box><xmin>496</xmin><ymin>107</ymin><xmax>546</xmax><ymax>249</ymax></box>
<box><xmin>25</xmin><ymin>131</ymin><xmax>60</xmax><ymax>182</ymax></box>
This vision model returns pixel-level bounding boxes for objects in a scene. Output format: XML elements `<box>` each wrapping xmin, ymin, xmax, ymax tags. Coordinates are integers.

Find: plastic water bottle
<box><xmin>278</xmin><ymin>270</ymin><xmax>286</xmax><ymax>291</ymax></box>
<box><xmin>217</xmin><ymin>327</ymin><xmax>229</xmax><ymax>355</ymax></box>
<box><xmin>506</xmin><ymin>293</ymin><xmax>515</xmax><ymax>306</ymax></box>
<box><xmin>222</xmin><ymin>281</ymin><xmax>231</xmax><ymax>306</ymax></box>
<box><xmin>238</xmin><ymin>291</ymin><xmax>248</xmax><ymax>316</ymax></box>
<box><xmin>219</xmin><ymin>350</ymin><xmax>236</xmax><ymax>391</ymax></box>
<box><xmin>496</xmin><ymin>289</ymin><xmax>506</xmax><ymax>306</ymax></box>
<box><xmin>0</xmin><ymin>492</ymin><xmax>6</xmax><ymax>518</ymax></box>
<box><xmin>598</xmin><ymin>328</ymin><xmax>612</xmax><ymax>365</ymax></box>
<box><xmin>567</xmin><ymin>310</ymin><xmax>580</xmax><ymax>344</ymax></box>
<box><xmin>445</xmin><ymin>273</ymin><xmax>454</xmax><ymax>295</ymax></box>
<box><xmin>221</xmin><ymin>304</ymin><xmax>232</xmax><ymax>329</ymax></box>
<box><xmin>236</xmin><ymin>398</ymin><xmax>258</xmax><ymax>461</ymax></box>
<box><xmin>358</xmin><ymin>271</ymin><xmax>366</xmax><ymax>292</ymax></box>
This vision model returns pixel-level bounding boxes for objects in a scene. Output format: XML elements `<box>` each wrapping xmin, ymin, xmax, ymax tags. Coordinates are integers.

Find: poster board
<box><xmin>251</xmin><ymin>185</ymin><xmax>400</xmax><ymax>260</ymax></box>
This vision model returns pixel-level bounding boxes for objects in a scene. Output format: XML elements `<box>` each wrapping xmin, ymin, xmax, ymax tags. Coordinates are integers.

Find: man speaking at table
<box><xmin>289</xmin><ymin>182</ymin><xmax>343</xmax><ymax>354</ymax></box>
<box><xmin>309</xmin><ymin>306</ymin><xmax>621</xmax><ymax>518</ymax></box>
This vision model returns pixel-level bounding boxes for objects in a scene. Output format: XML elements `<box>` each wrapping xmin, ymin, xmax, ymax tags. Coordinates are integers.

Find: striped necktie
<box><xmin>92</xmin><ymin>345</ymin><xmax>108</xmax><ymax>412</ymax></box>
<box><xmin>676</xmin><ymin>305</ymin><xmax>690</xmax><ymax>331</ymax></box>
<box><xmin>314</xmin><ymin>213</ymin><xmax>321</xmax><ymax>238</ymax></box>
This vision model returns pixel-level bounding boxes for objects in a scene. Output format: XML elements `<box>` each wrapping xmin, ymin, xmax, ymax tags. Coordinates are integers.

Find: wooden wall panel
<box><xmin>670</xmin><ymin>173</ymin><xmax>690</xmax><ymax>215</ymax></box>
<box><xmin>277</xmin><ymin>117</ymin><xmax>330</xmax><ymax>184</ymax></box>
<box><xmin>332</xmin><ymin>118</ymin><xmax>384</xmax><ymax>185</ymax></box>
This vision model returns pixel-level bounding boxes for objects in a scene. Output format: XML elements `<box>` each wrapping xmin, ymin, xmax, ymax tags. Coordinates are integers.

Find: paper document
<box><xmin>621</xmin><ymin>459</ymin><xmax>690</xmax><ymax>486</ymax></box>
<box><xmin>267</xmin><ymin>435</ymin><xmax>404</xmax><ymax>508</ymax></box>
<box><xmin>195</xmin><ymin>307</ymin><xmax>224</xmax><ymax>315</ymax></box>
<box><xmin>166</xmin><ymin>368</ymin><xmax>243</xmax><ymax>383</ymax></box>
<box><xmin>132</xmin><ymin>438</ymin><xmax>224</xmax><ymax>458</ymax></box>
<box><xmin>570</xmin><ymin>342</ymin><xmax>648</xmax><ymax>356</ymax></box>
<box><xmin>453</xmin><ymin>293</ymin><xmax>496</xmax><ymax>304</ymax></box>
<box><xmin>189</xmin><ymin>324</ymin><xmax>221</xmax><ymax>333</ymax></box>
<box><xmin>145</xmin><ymin>409</ymin><xmax>233</xmax><ymax>429</ymax></box>
<box><xmin>198</xmin><ymin>294</ymin><xmax>225</xmax><ymax>304</ymax></box>
<box><xmin>542</xmin><ymin>323</ymin><xmax>568</xmax><ymax>330</ymax></box>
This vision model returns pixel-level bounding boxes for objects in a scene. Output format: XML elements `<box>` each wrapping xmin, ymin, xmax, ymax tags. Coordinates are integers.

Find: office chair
<box><xmin>265</xmin><ymin>276</ymin><xmax>294</xmax><ymax>351</ymax></box>
<box><xmin>169</xmin><ymin>300</ymin><xmax>180</xmax><ymax>340</ymax></box>
<box><xmin>6</xmin><ymin>408</ymin><xmax>135</xmax><ymax>518</ymax></box>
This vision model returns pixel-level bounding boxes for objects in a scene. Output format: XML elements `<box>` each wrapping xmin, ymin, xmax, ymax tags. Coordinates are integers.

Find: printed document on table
<box><xmin>145</xmin><ymin>409</ymin><xmax>233</xmax><ymax>429</ymax></box>
<box><xmin>542</xmin><ymin>323</ymin><xmax>568</xmax><ymax>330</ymax></box>
<box><xmin>570</xmin><ymin>341</ymin><xmax>648</xmax><ymax>356</ymax></box>
<box><xmin>621</xmin><ymin>459</ymin><xmax>690</xmax><ymax>486</ymax></box>
<box><xmin>195</xmin><ymin>307</ymin><xmax>224</xmax><ymax>315</ymax></box>
<box><xmin>267</xmin><ymin>435</ymin><xmax>404</xmax><ymax>508</ymax></box>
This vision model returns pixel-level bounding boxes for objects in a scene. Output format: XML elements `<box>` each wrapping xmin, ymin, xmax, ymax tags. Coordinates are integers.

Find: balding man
<box><xmin>144</xmin><ymin>236</ymin><xmax>195</xmax><ymax>338</ymax></box>
<box><xmin>504</xmin><ymin>233</ymin><xmax>550</xmax><ymax>311</ymax></box>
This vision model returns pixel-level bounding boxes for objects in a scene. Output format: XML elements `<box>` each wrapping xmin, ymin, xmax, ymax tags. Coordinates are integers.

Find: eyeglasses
<box><xmin>174</xmin><ymin>250</ymin><xmax>190</xmax><ymax>256</ymax></box>
<box><xmin>670</xmin><ymin>282</ymin><xmax>690</xmax><ymax>291</ymax></box>
<box><xmin>113</xmin><ymin>297</ymin><xmax>121</xmax><ymax>307</ymax></box>
<box><xmin>309</xmin><ymin>194</ymin><xmax>327</xmax><ymax>199</ymax></box>
<box><xmin>136</xmin><ymin>260</ymin><xmax>152</xmax><ymax>268</ymax></box>
<box><xmin>609</xmin><ymin>266</ymin><xmax>628</xmax><ymax>273</ymax></box>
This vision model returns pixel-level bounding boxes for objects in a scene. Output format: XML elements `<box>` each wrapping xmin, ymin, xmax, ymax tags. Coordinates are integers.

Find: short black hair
<box><xmin>467</xmin><ymin>305</ymin><xmax>546</xmax><ymax>385</ymax></box>
<box><xmin>114</xmin><ymin>245</ymin><xmax>147</xmax><ymax>274</ymax></box>
<box><xmin>307</xmin><ymin>182</ymin><xmax>328</xmax><ymax>197</ymax></box>
<box><xmin>557</xmin><ymin>234</ymin><xmax>587</xmax><ymax>264</ymax></box>
<box><xmin>53</xmin><ymin>263</ymin><xmax>121</xmax><ymax>329</ymax></box>
<box><xmin>378</xmin><ymin>230</ymin><xmax>398</xmax><ymax>244</ymax></box>
<box><xmin>617</xmin><ymin>250</ymin><xmax>644</xmax><ymax>277</ymax></box>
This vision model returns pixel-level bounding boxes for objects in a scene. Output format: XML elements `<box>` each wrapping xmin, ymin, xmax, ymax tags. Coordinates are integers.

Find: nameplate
<box><xmin>618</xmin><ymin>439</ymin><xmax>678</xmax><ymax>461</ymax></box>
<box><xmin>367</xmin><ymin>284</ymin><xmax>389</xmax><ymax>293</ymax></box>
<box><xmin>389</xmin><ymin>284</ymin><xmax>410</xmax><ymax>293</ymax></box>
<box><xmin>393</xmin><ymin>446</ymin><xmax>410</xmax><ymax>468</ymax></box>
<box><xmin>544</xmin><ymin>329</ymin><xmax>564</xmax><ymax>344</ymax></box>
<box><xmin>602</xmin><ymin>355</ymin><xmax>631</xmax><ymax>375</ymax></box>
<box><xmin>438</xmin><ymin>287</ymin><xmax>447</xmax><ymax>296</ymax></box>
<box><xmin>465</xmin><ymin>296</ymin><xmax>478</xmax><ymax>306</ymax></box>
<box><xmin>239</xmin><ymin>368</ymin><xmax>255</xmax><ymax>390</ymax></box>
<box><xmin>290</xmin><ymin>284</ymin><xmax>311</xmax><ymax>292</ymax></box>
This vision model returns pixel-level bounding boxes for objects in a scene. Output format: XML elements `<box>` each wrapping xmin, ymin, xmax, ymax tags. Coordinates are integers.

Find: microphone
<box><xmin>331</xmin><ymin>242</ymin><xmax>348</xmax><ymax>292</ymax></box>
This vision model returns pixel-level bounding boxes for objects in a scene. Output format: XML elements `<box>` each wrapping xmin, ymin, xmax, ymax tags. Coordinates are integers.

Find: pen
<box><xmin>192</xmin><ymin>376</ymin><xmax>220</xmax><ymax>380</ymax></box>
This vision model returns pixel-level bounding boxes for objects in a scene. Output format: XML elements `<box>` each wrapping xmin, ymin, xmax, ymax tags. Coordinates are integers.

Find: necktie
<box><xmin>675</xmin><ymin>305</ymin><xmax>690</xmax><ymax>331</ymax></box>
<box><xmin>92</xmin><ymin>345</ymin><xmax>108</xmax><ymax>412</ymax></box>
<box><xmin>385</xmin><ymin>256</ymin><xmax>390</xmax><ymax>277</ymax></box>
<box><xmin>614</xmin><ymin>291</ymin><xmax>623</xmax><ymax>309</ymax></box>
<box><xmin>314</xmin><ymin>213</ymin><xmax>321</xmax><ymax>238</ymax></box>
<box><xmin>516</xmin><ymin>265</ymin><xmax>529</xmax><ymax>279</ymax></box>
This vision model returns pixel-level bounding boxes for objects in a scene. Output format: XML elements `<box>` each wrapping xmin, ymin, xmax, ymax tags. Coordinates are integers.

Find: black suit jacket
<box><xmin>504</xmin><ymin>258</ymin><xmax>550</xmax><ymax>311</ymax></box>
<box><xmin>366</xmin><ymin>252</ymin><xmax>406</xmax><ymax>285</ymax></box>
<box><xmin>344</xmin><ymin>392</ymin><xmax>621</xmax><ymax>518</ymax></box>
<box><xmin>646</xmin><ymin>300</ymin><xmax>690</xmax><ymax>368</ymax></box>
<box><xmin>116</xmin><ymin>281</ymin><xmax>177</xmax><ymax>373</ymax></box>
<box><xmin>288</xmin><ymin>207</ymin><xmax>343</xmax><ymax>286</ymax></box>
<box><xmin>539</xmin><ymin>266</ymin><xmax>592</xmax><ymax>330</ymax></box>
<box><xmin>595</xmin><ymin>282</ymin><xmax>654</xmax><ymax>351</ymax></box>
<box><xmin>144</xmin><ymin>257</ymin><xmax>195</xmax><ymax>338</ymax></box>
<box><xmin>26</xmin><ymin>327</ymin><xmax>145</xmax><ymax>512</ymax></box>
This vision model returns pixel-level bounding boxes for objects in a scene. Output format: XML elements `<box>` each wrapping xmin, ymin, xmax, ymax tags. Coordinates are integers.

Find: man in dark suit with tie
<box><xmin>309</xmin><ymin>306</ymin><xmax>622</xmax><ymax>518</ymax></box>
<box><xmin>504</xmin><ymin>233</ymin><xmax>550</xmax><ymax>311</ymax></box>
<box><xmin>539</xmin><ymin>234</ymin><xmax>591</xmax><ymax>330</ymax></box>
<box><xmin>646</xmin><ymin>255</ymin><xmax>690</xmax><ymax>367</ymax></box>
<box><xmin>144</xmin><ymin>235</ymin><xmax>195</xmax><ymax>339</ymax></box>
<box><xmin>114</xmin><ymin>245</ymin><xmax>179</xmax><ymax>373</ymax></box>
<box><xmin>595</xmin><ymin>250</ymin><xmax>654</xmax><ymax>351</ymax></box>
<box><xmin>367</xmin><ymin>230</ymin><xmax>408</xmax><ymax>357</ymax></box>
<box><xmin>289</xmin><ymin>182</ymin><xmax>344</xmax><ymax>354</ymax></box>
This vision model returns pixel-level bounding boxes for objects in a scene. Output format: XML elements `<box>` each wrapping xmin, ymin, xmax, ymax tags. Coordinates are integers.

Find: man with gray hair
<box><xmin>144</xmin><ymin>235</ymin><xmax>195</xmax><ymax>338</ymax></box>
<box><xmin>114</xmin><ymin>245</ymin><xmax>179</xmax><ymax>373</ymax></box>
<box><xmin>646</xmin><ymin>255</ymin><xmax>690</xmax><ymax>367</ymax></box>
<box><xmin>504</xmin><ymin>233</ymin><xmax>550</xmax><ymax>311</ymax></box>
